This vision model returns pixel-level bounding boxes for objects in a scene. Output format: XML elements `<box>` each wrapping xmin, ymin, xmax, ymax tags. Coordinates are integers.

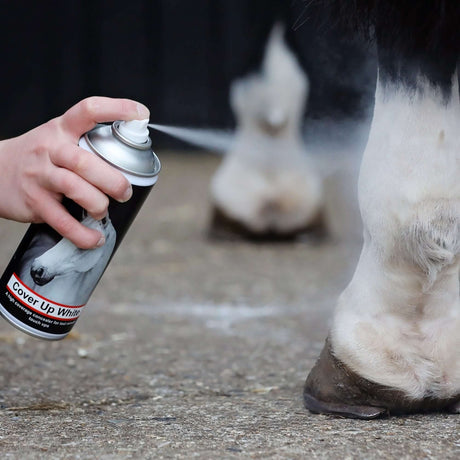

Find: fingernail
<box><xmin>121</xmin><ymin>184</ymin><xmax>133</xmax><ymax>202</ymax></box>
<box><xmin>96</xmin><ymin>235</ymin><xmax>106</xmax><ymax>247</ymax></box>
<box><xmin>136</xmin><ymin>103</ymin><xmax>150</xmax><ymax>119</ymax></box>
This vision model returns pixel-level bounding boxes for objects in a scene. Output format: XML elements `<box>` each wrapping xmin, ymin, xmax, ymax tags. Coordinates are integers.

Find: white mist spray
<box><xmin>148</xmin><ymin>124</ymin><xmax>234</xmax><ymax>153</ymax></box>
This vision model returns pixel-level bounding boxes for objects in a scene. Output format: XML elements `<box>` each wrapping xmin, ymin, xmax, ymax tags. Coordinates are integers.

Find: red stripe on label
<box><xmin>6</xmin><ymin>274</ymin><xmax>84</xmax><ymax>322</ymax></box>
<box><xmin>12</xmin><ymin>273</ymin><xmax>84</xmax><ymax>308</ymax></box>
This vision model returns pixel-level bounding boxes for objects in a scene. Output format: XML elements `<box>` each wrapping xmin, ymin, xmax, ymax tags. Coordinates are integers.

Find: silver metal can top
<box><xmin>84</xmin><ymin>122</ymin><xmax>161</xmax><ymax>178</ymax></box>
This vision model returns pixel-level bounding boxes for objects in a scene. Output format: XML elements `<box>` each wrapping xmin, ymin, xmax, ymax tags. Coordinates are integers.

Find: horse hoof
<box><xmin>303</xmin><ymin>338</ymin><xmax>389</xmax><ymax>419</ymax></box>
<box><xmin>207</xmin><ymin>206</ymin><xmax>327</xmax><ymax>242</ymax></box>
<box><xmin>206</xmin><ymin>206</ymin><xmax>250</xmax><ymax>242</ymax></box>
<box><xmin>304</xmin><ymin>337</ymin><xmax>459</xmax><ymax>418</ymax></box>
<box><xmin>303</xmin><ymin>392</ymin><xmax>388</xmax><ymax>420</ymax></box>
<box><xmin>448</xmin><ymin>401</ymin><xmax>460</xmax><ymax>414</ymax></box>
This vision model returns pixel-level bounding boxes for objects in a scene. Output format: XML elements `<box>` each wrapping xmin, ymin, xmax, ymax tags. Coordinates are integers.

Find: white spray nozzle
<box><xmin>118</xmin><ymin>119</ymin><xmax>150</xmax><ymax>144</ymax></box>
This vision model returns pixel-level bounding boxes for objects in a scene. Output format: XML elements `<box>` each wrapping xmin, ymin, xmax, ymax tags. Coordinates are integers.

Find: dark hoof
<box><xmin>304</xmin><ymin>392</ymin><xmax>388</xmax><ymax>420</ymax></box>
<box><xmin>207</xmin><ymin>206</ymin><xmax>328</xmax><ymax>243</ymax></box>
<box><xmin>448</xmin><ymin>401</ymin><xmax>460</xmax><ymax>414</ymax></box>
<box><xmin>304</xmin><ymin>337</ymin><xmax>460</xmax><ymax>418</ymax></box>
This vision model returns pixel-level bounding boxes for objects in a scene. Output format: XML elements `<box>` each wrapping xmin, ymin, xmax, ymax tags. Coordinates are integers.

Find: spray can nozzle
<box><xmin>116</xmin><ymin>119</ymin><xmax>150</xmax><ymax>144</ymax></box>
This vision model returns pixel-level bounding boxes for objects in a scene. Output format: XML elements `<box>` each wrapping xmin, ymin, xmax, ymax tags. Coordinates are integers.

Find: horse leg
<box><xmin>304</xmin><ymin>7</ymin><xmax>460</xmax><ymax>416</ymax></box>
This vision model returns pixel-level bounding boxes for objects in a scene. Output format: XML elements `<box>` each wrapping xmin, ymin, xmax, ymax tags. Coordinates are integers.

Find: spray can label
<box><xmin>0</xmin><ymin>121</ymin><xmax>160</xmax><ymax>340</ymax></box>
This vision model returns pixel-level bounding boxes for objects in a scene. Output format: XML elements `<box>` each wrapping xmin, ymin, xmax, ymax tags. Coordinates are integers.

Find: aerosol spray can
<box><xmin>0</xmin><ymin>119</ymin><xmax>161</xmax><ymax>340</ymax></box>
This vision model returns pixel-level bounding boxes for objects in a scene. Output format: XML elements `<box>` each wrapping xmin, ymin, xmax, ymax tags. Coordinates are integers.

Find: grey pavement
<box><xmin>0</xmin><ymin>153</ymin><xmax>458</xmax><ymax>459</ymax></box>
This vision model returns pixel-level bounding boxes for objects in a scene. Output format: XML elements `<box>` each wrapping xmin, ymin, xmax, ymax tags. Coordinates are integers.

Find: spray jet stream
<box><xmin>148</xmin><ymin>124</ymin><xmax>234</xmax><ymax>153</ymax></box>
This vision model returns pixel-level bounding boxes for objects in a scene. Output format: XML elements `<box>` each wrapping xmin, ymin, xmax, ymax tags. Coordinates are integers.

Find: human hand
<box><xmin>0</xmin><ymin>96</ymin><xmax>150</xmax><ymax>249</ymax></box>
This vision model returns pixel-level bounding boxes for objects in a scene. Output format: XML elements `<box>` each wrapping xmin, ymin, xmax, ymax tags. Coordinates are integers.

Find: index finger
<box><xmin>33</xmin><ymin>192</ymin><xmax>105</xmax><ymax>249</ymax></box>
<box><xmin>60</xmin><ymin>96</ymin><xmax>150</xmax><ymax>140</ymax></box>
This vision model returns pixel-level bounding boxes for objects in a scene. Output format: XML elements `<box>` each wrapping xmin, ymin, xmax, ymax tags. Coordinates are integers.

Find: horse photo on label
<box><xmin>18</xmin><ymin>212</ymin><xmax>117</xmax><ymax>306</ymax></box>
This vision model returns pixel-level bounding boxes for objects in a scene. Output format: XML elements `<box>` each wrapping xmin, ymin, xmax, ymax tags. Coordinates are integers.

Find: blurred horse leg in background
<box><xmin>209</xmin><ymin>25</ymin><xmax>325</xmax><ymax>242</ymax></box>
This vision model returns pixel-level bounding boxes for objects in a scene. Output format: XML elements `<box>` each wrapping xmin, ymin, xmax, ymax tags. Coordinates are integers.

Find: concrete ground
<box><xmin>0</xmin><ymin>152</ymin><xmax>458</xmax><ymax>459</ymax></box>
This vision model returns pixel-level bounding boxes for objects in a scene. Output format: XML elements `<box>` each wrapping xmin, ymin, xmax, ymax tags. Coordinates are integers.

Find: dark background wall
<box><xmin>0</xmin><ymin>0</ymin><xmax>376</xmax><ymax>143</ymax></box>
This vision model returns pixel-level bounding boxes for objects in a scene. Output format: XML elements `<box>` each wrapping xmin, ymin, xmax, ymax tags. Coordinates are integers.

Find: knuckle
<box><xmin>105</xmin><ymin>173</ymin><xmax>129</xmax><ymax>199</ymax></box>
<box><xmin>72</xmin><ymin>151</ymin><xmax>87</xmax><ymax>174</ymax></box>
<box><xmin>24</xmin><ymin>190</ymin><xmax>39</xmax><ymax>211</ymax></box>
<box><xmin>58</xmin><ymin>173</ymin><xmax>78</xmax><ymax>197</ymax></box>
<box><xmin>89</xmin><ymin>195</ymin><xmax>109</xmax><ymax>218</ymax></box>
<box><xmin>60</xmin><ymin>148</ymin><xmax>86</xmax><ymax>173</ymax></box>
<box><xmin>80</xmin><ymin>97</ymin><xmax>101</xmax><ymax>119</ymax></box>
<box><xmin>32</xmin><ymin>143</ymin><xmax>47</xmax><ymax>159</ymax></box>
<box><xmin>113</xmin><ymin>175</ymin><xmax>130</xmax><ymax>196</ymax></box>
